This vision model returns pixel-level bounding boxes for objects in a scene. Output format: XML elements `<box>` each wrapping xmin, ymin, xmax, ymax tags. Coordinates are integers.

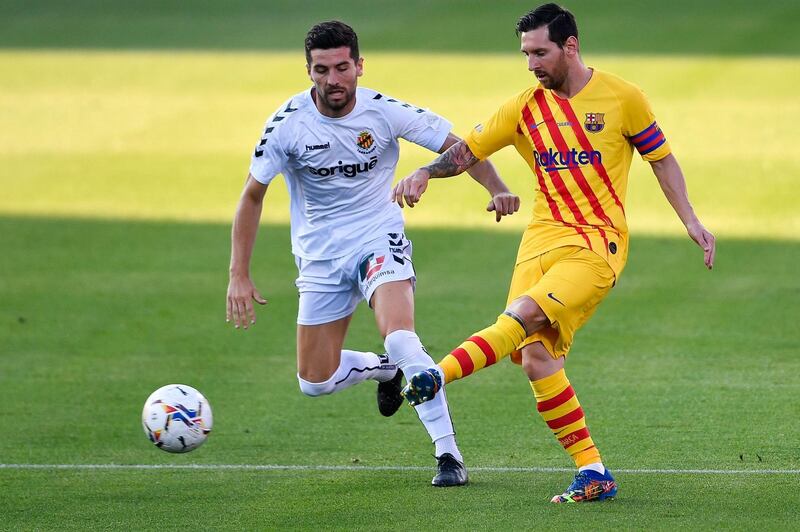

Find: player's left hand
<box><xmin>392</xmin><ymin>169</ymin><xmax>430</xmax><ymax>208</ymax></box>
<box><xmin>486</xmin><ymin>192</ymin><xmax>521</xmax><ymax>222</ymax></box>
<box><xmin>686</xmin><ymin>220</ymin><xmax>716</xmax><ymax>269</ymax></box>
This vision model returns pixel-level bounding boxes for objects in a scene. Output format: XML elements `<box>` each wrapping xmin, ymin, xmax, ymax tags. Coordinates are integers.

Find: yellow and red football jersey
<box><xmin>466</xmin><ymin>69</ymin><xmax>670</xmax><ymax>277</ymax></box>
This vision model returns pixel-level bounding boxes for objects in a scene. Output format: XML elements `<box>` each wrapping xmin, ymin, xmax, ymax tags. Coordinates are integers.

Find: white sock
<box><xmin>297</xmin><ymin>350</ymin><xmax>396</xmax><ymax>396</ymax></box>
<box><xmin>434</xmin><ymin>435</ymin><xmax>463</xmax><ymax>463</ymax></box>
<box><xmin>578</xmin><ymin>462</ymin><xmax>606</xmax><ymax>475</ymax></box>
<box><xmin>384</xmin><ymin>330</ymin><xmax>462</xmax><ymax>458</ymax></box>
<box><xmin>432</xmin><ymin>365</ymin><xmax>445</xmax><ymax>384</ymax></box>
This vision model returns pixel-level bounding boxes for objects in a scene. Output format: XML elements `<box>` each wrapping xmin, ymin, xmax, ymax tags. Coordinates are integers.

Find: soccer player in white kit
<box><xmin>226</xmin><ymin>21</ymin><xmax>519</xmax><ymax>486</ymax></box>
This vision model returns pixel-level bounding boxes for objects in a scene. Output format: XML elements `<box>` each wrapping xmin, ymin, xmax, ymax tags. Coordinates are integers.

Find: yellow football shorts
<box><xmin>507</xmin><ymin>245</ymin><xmax>616</xmax><ymax>361</ymax></box>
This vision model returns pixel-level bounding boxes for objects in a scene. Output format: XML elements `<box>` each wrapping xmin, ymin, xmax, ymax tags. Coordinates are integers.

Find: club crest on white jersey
<box><xmin>356</xmin><ymin>129</ymin><xmax>378</xmax><ymax>154</ymax></box>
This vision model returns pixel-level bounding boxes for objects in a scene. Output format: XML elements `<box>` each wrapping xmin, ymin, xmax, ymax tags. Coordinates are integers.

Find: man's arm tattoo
<box><xmin>423</xmin><ymin>141</ymin><xmax>479</xmax><ymax>178</ymax></box>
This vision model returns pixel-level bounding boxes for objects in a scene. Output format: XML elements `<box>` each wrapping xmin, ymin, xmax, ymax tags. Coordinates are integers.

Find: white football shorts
<box><xmin>295</xmin><ymin>232</ymin><xmax>416</xmax><ymax>326</ymax></box>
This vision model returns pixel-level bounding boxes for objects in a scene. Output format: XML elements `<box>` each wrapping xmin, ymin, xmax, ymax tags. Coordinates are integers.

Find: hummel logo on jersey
<box><xmin>547</xmin><ymin>292</ymin><xmax>565</xmax><ymax>306</ymax></box>
<box><xmin>309</xmin><ymin>156</ymin><xmax>378</xmax><ymax>178</ymax></box>
<box><xmin>305</xmin><ymin>142</ymin><xmax>330</xmax><ymax>152</ymax></box>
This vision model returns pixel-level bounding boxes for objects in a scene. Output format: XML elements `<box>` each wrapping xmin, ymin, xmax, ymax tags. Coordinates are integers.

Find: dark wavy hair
<box><xmin>515</xmin><ymin>3</ymin><xmax>578</xmax><ymax>48</ymax></box>
<box><xmin>304</xmin><ymin>20</ymin><xmax>359</xmax><ymax>64</ymax></box>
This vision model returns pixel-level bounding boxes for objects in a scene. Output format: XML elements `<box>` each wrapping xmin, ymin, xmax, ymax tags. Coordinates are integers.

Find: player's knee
<box><xmin>506</xmin><ymin>296</ymin><xmax>549</xmax><ymax>333</ymax></box>
<box><xmin>296</xmin><ymin>354</ymin><xmax>337</xmax><ymax>396</ymax></box>
<box><xmin>297</xmin><ymin>374</ymin><xmax>336</xmax><ymax>397</ymax></box>
<box><xmin>520</xmin><ymin>343</ymin><xmax>563</xmax><ymax>381</ymax></box>
<box><xmin>521</xmin><ymin>351</ymin><xmax>543</xmax><ymax>379</ymax></box>
<box><xmin>296</xmin><ymin>345</ymin><xmax>339</xmax><ymax>387</ymax></box>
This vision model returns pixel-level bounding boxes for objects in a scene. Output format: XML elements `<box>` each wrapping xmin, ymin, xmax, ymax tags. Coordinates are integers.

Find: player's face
<box><xmin>307</xmin><ymin>46</ymin><xmax>363</xmax><ymax>117</ymax></box>
<box><xmin>520</xmin><ymin>26</ymin><xmax>570</xmax><ymax>90</ymax></box>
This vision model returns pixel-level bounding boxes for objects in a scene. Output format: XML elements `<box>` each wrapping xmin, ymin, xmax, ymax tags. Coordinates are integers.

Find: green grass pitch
<box><xmin>1</xmin><ymin>1</ymin><xmax>800</xmax><ymax>529</ymax></box>
<box><xmin>1</xmin><ymin>219</ymin><xmax>799</xmax><ymax>529</ymax></box>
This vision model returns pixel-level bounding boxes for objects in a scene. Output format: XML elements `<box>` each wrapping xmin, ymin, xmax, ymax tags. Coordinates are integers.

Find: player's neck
<box><xmin>311</xmin><ymin>88</ymin><xmax>357</xmax><ymax>118</ymax></box>
<box><xmin>553</xmin><ymin>65</ymin><xmax>593</xmax><ymax>99</ymax></box>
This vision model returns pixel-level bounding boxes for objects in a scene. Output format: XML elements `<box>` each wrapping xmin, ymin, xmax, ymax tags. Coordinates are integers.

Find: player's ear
<box><xmin>564</xmin><ymin>36</ymin><xmax>579</xmax><ymax>57</ymax></box>
<box><xmin>356</xmin><ymin>57</ymin><xmax>364</xmax><ymax>77</ymax></box>
<box><xmin>306</xmin><ymin>63</ymin><xmax>312</xmax><ymax>79</ymax></box>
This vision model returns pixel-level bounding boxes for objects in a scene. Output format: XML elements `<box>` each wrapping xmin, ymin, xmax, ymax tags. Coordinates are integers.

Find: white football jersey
<box><xmin>249</xmin><ymin>87</ymin><xmax>451</xmax><ymax>260</ymax></box>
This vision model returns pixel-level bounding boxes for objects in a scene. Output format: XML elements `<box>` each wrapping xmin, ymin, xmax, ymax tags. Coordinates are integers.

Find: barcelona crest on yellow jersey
<box><xmin>584</xmin><ymin>113</ymin><xmax>605</xmax><ymax>133</ymax></box>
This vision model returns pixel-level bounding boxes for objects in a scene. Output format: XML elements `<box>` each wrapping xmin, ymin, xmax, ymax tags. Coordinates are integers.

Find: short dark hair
<box><xmin>515</xmin><ymin>3</ymin><xmax>578</xmax><ymax>48</ymax></box>
<box><xmin>304</xmin><ymin>20</ymin><xmax>359</xmax><ymax>64</ymax></box>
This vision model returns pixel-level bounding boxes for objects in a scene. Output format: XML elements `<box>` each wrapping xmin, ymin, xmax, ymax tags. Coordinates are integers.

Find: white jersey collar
<box><xmin>305</xmin><ymin>87</ymin><xmax>362</xmax><ymax>122</ymax></box>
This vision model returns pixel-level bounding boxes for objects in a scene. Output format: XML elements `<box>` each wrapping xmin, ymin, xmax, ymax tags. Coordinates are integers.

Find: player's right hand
<box><xmin>392</xmin><ymin>169</ymin><xmax>430</xmax><ymax>208</ymax></box>
<box><xmin>486</xmin><ymin>191</ymin><xmax>521</xmax><ymax>222</ymax></box>
<box><xmin>226</xmin><ymin>275</ymin><xmax>267</xmax><ymax>329</ymax></box>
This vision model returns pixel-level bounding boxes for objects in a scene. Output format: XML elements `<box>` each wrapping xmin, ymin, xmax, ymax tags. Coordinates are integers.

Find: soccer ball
<box><xmin>141</xmin><ymin>384</ymin><xmax>213</xmax><ymax>453</ymax></box>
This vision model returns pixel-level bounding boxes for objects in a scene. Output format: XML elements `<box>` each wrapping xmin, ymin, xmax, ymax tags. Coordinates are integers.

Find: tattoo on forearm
<box><xmin>424</xmin><ymin>141</ymin><xmax>479</xmax><ymax>178</ymax></box>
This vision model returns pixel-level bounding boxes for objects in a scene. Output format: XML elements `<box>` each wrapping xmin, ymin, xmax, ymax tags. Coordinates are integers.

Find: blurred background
<box><xmin>1</xmin><ymin>0</ymin><xmax>799</xmax><ymax>235</ymax></box>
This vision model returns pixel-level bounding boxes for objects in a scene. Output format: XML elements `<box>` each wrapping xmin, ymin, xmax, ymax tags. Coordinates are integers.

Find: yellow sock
<box><xmin>531</xmin><ymin>369</ymin><xmax>601</xmax><ymax>468</ymax></box>
<box><xmin>439</xmin><ymin>313</ymin><xmax>526</xmax><ymax>383</ymax></box>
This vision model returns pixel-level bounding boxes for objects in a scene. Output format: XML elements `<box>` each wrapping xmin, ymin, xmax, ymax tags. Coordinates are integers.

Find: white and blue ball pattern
<box><xmin>142</xmin><ymin>384</ymin><xmax>213</xmax><ymax>453</ymax></box>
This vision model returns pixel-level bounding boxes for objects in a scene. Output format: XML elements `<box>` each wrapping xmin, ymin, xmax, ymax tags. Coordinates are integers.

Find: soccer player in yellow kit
<box><xmin>392</xmin><ymin>3</ymin><xmax>716</xmax><ymax>502</ymax></box>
